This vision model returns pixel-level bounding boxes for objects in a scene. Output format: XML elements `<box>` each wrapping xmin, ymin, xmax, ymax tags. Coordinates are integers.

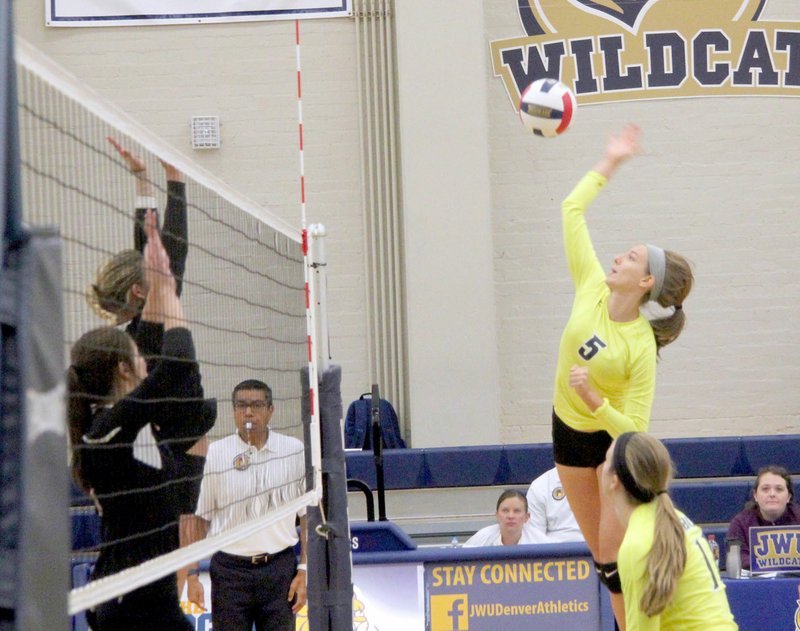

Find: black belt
<box><xmin>219</xmin><ymin>546</ymin><xmax>292</xmax><ymax>566</ymax></box>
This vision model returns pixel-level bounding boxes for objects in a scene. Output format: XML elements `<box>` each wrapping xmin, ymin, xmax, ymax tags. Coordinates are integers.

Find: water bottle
<box><xmin>707</xmin><ymin>534</ymin><xmax>720</xmax><ymax>562</ymax></box>
<box><xmin>725</xmin><ymin>537</ymin><xmax>742</xmax><ymax>579</ymax></box>
<box><xmin>451</xmin><ymin>536</ymin><xmax>459</xmax><ymax>548</ymax></box>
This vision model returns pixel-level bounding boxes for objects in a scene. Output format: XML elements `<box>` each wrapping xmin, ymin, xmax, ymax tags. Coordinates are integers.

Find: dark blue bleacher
<box><xmin>345</xmin><ymin>434</ymin><xmax>800</xmax><ymax>566</ymax></box>
<box><xmin>346</xmin><ymin>434</ymin><xmax>800</xmax><ymax>491</ymax></box>
<box><xmin>346</xmin><ymin>443</ymin><xmax>556</xmax><ymax>489</ymax></box>
<box><xmin>71</xmin><ymin>506</ymin><xmax>101</xmax><ymax>552</ymax></box>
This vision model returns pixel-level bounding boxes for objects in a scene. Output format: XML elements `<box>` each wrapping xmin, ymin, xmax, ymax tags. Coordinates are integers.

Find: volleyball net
<box><xmin>14</xmin><ymin>38</ymin><xmax>323</xmax><ymax>616</ymax></box>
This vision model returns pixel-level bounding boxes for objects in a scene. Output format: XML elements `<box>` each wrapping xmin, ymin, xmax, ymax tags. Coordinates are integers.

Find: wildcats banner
<box><xmin>749</xmin><ymin>524</ymin><xmax>800</xmax><ymax>573</ymax></box>
<box><xmin>426</xmin><ymin>557</ymin><xmax>600</xmax><ymax>631</ymax></box>
<box><xmin>490</xmin><ymin>0</ymin><xmax>800</xmax><ymax>108</ymax></box>
<box><xmin>46</xmin><ymin>0</ymin><xmax>351</xmax><ymax>27</ymax></box>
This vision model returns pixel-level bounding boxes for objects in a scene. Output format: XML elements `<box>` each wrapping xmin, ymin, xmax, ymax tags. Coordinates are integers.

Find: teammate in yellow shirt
<box><xmin>602</xmin><ymin>432</ymin><xmax>738</xmax><ymax>630</ymax></box>
<box><xmin>552</xmin><ymin>124</ymin><xmax>694</xmax><ymax>630</ymax></box>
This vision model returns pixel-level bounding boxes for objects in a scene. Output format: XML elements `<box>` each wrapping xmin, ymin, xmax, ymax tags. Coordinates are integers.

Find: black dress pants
<box><xmin>210</xmin><ymin>547</ymin><xmax>296</xmax><ymax>631</ymax></box>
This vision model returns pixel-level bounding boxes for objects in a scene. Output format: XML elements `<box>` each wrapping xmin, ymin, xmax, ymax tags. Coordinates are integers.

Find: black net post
<box><xmin>302</xmin><ymin>364</ymin><xmax>353</xmax><ymax>631</ymax></box>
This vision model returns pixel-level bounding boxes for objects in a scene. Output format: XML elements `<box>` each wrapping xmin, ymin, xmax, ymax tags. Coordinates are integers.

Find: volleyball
<box><xmin>518</xmin><ymin>78</ymin><xmax>577</xmax><ymax>138</ymax></box>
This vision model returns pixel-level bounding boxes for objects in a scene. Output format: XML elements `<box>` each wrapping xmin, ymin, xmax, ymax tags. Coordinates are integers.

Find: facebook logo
<box><xmin>430</xmin><ymin>594</ymin><xmax>469</xmax><ymax>631</ymax></box>
<box><xmin>448</xmin><ymin>598</ymin><xmax>466</xmax><ymax>629</ymax></box>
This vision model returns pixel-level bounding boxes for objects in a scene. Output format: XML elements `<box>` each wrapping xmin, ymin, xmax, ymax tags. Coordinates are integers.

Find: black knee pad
<box><xmin>594</xmin><ymin>560</ymin><xmax>622</xmax><ymax>593</ymax></box>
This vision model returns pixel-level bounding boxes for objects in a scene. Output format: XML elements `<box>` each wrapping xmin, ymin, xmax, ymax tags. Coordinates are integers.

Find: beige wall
<box><xmin>15</xmin><ymin>0</ymin><xmax>800</xmax><ymax>445</ymax></box>
<box><xmin>395</xmin><ymin>0</ymin><xmax>501</xmax><ymax>446</ymax></box>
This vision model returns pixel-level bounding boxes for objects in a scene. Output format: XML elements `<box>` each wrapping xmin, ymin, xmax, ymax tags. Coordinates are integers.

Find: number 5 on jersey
<box><xmin>578</xmin><ymin>334</ymin><xmax>607</xmax><ymax>361</ymax></box>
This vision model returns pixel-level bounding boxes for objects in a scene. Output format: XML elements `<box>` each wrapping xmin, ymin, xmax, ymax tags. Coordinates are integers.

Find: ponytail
<box><xmin>86</xmin><ymin>249</ymin><xmax>144</xmax><ymax>323</ymax></box>
<box><xmin>641</xmin><ymin>492</ymin><xmax>686</xmax><ymax>616</ymax></box>
<box><xmin>647</xmin><ymin>250</ymin><xmax>693</xmax><ymax>353</ymax></box>
<box><xmin>67</xmin><ymin>326</ymin><xmax>135</xmax><ymax>491</ymax></box>
<box><xmin>615</xmin><ymin>432</ymin><xmax>686</xmax><ymax>616</ymax></box>
<box><xmin>66</xmin><ymin>365</ymin><xmax>93</xmax><ymax>492</ymax></box>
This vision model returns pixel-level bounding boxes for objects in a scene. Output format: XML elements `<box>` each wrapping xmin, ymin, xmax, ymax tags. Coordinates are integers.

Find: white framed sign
<box><xmin>46</xmin><ymin>0</ymin><xmax>352</xmax><ymax>27</ymax></box>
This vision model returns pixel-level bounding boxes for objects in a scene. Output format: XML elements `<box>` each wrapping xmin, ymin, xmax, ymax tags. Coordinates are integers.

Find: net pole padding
<box><xmin>68</xmin><ymin>491</ymin><xmax>316</xmax><ymax>616</ymax></box>
<box><xmin>14</xmin><ymin>37</ymin><xmax>299</xmax><ymax>242</ymax></box>
<box><xmin>320</xmin><ymin>365</ymin><xmax>353</xmax><ymax>631</ymax></box>
<box><xmin>304</xmin><ymin>364</ymin><xmax>354</xmax><ymax>631</ymax></box>
<box><xmin>309</xmin><ymin>224</ymin><xmax>331</xmax><ymax>373</ymax></box>
<box><xmin>19</xmin><ymin>231</ymin><xmax>70</xmax><ymax>631</ymax></box>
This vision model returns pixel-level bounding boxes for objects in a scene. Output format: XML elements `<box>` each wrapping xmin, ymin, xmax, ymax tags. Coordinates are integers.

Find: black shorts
<box><xmin>552</xmin><ymin>408</ymin><xmax>613</xmax><ymax>468</ymax></box>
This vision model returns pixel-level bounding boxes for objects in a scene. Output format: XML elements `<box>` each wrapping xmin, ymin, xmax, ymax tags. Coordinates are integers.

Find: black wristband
<box><xmin>187</xmin><ymin>568</ymin><xmax>200</xmax><ymax>577</ymax></box>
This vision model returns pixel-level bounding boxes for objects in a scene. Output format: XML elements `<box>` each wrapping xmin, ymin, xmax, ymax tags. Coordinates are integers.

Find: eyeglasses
<box><xmin>233</xmin><ymin>400</ymin><xmax>270</xmax><ymax>411</ymax></box>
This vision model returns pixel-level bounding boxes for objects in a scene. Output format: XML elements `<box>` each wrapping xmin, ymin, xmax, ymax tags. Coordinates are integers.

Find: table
<box><xmin>724</xmin><ymin>576</ymin><xmax>800</xmax><ymax>630</ymax></box>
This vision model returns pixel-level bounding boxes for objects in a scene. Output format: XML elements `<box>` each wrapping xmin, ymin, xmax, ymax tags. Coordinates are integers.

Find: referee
<box><xmin>188</xmin><ymin>379</ymin><xmax>307</xmax><ymax>631</ymax></box>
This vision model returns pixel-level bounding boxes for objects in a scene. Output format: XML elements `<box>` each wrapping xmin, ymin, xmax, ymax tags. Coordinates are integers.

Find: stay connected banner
<box><xmin>46</xmin><ymin>0</ymin><xmax>351</xmax><ymax>27</ymax></box>
<box><xmin>426</xmin><ymin>556</ymin><xmax>600</xmax><ymax>631</ymax></box>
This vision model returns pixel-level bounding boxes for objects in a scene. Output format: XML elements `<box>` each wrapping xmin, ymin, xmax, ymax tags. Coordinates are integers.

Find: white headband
<box><xmin>646</xmin><ymin>244</ymin><xmax>666</xmax><ymax>303</ymax></box>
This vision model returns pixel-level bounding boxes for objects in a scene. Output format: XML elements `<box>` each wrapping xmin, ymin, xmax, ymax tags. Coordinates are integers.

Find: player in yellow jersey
<box><xmin>602</xmin><ymin>432</ymin><xmax>738</xmax><ymax>630</ymax></box>
<box><xmin>552</xmin><ymin>124</ymin><xmax>694</xmax><ymax>630</ymax></box>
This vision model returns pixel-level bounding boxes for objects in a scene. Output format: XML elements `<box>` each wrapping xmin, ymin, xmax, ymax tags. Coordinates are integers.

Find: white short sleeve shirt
<box><xmin>463</xmin><ymin>523</ymin><xmax>549</xmax><ymax>547</ymax></box>
<box><xmin>526</xmin><ymin>467</ymin><xmax>584</xmax><ymax>543</ymax></box>
<box><xmin>195</xmin><ymin>430</ymin><xmax>305</xmax><ymax>556</ymax></box>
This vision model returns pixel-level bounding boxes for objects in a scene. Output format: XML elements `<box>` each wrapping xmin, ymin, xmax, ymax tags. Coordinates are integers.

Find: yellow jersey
<box><xmin>619</xmin><ymin>503</ymin><xmax>738</xmax><ymax>631</ymax></box>
<box><xmin>553</xmin><ymin>171</ymin><xmax>657</xmax><ymax>437</ymax></box>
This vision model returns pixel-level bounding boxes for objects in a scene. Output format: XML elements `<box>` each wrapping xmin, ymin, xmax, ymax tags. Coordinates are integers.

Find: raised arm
<box><xmin>140</xmin><ymin>210</ymin><xmax>186</xmax><ymax>331</ymax></box>
<box><xmin>561</xmin><ymin>124</ymin><xmax>642</xmax><ymax>289</ymax></box>
<box><xmin>592</xmin><ymin>123</ymin><xmax>641</xmax><ymax>181</ymax></box>
<box><xmin>158</xmin><ymin>159</ymin><xmax>188</xmax><ymax>297</ymax></box>
<box><xmin>108</xmin><ymin>136</ymin><xmax>157</xmax><ymax>255</ymax></box>
<box><xmin>108</xmin><ymin>137</ymin><xmax>189</xmax><ymax>295</ymax></box>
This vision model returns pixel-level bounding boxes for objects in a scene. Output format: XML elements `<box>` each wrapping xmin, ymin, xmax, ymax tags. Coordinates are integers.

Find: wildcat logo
<box><xmin>571</xmin><ymin>0</ymin><xmax>661</xmax><ymax>34</ymax></box>
<box><xmin>490</xmin><ymin>0</ymin><xmax>800</xmax><ymax>108</ymax></box>
<box><xmin>295</xmin><ymin>587</ymin><xmax>380</xmax><ymax>630</ymax></box>
<box><xmin>795</xmin><ymin>584</ymin><xmax>800</xmax><ymax>631</ymax></box>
